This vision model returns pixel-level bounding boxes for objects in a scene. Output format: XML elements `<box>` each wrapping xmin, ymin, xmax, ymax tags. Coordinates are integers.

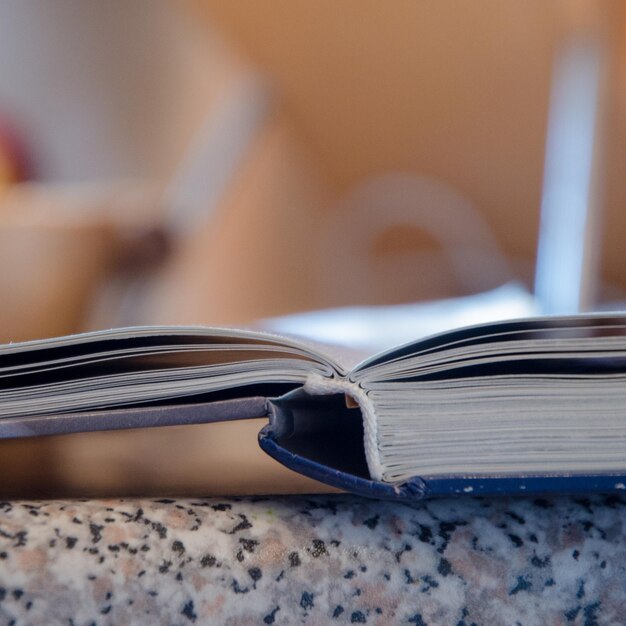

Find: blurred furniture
<box><xmin>0</xmin><ymin>182</ymin><xmax>162</xmax><ymax>343</ymax></box>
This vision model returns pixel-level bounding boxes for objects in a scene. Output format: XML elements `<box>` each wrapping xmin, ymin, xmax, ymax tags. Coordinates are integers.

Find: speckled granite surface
<box><xmin>0</xmin><ymin>494</ymin><xmax>625</xmax><ymax>625</ymax></box>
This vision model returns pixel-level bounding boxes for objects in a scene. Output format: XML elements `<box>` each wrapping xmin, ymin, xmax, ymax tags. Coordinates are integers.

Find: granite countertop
<box><xmin>0</xmin><ymin>493</ymin><xmax>624</xmax><ymax>625</ymax></box>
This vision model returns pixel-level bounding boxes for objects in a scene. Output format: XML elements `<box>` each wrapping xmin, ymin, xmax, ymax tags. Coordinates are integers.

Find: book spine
<box><xmin>303</xmin><ymin>373</ymin><xmax>383</xmax><ymax>482</ymax></box>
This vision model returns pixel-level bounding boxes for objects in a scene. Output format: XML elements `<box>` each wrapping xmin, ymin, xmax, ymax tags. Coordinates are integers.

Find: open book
<box><xmin>2</xmin><ymin>314</ymin><xmax>626</xmax><ymax>500</ymax></box>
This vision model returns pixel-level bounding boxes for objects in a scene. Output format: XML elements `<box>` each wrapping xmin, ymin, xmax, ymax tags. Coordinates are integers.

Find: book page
<box><xmin>0</xmin><ymin>326</ymin><xmax>341</xmax><ymax>419</ymax></box>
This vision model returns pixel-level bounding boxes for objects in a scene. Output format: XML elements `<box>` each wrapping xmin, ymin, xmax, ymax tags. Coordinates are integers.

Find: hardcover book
<box><xmin>2</xmin><ymin>314</ymin><xmax>626</xmax><ymax>500</ymax></box>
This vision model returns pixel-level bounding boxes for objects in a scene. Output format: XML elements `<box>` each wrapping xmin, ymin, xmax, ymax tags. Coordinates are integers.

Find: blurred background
<box><xmin>0</xmin><ymin>0</ymin><xmax>625</xmax><ymax>496</ymax></box>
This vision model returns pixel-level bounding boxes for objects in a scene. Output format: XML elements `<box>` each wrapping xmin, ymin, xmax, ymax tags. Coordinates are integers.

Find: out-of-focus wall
<box><xmin>192</xmin><ymin>0</ymin><xmax>626</xmax><ymax>297</ymax></box>
<box><xmin>0</xmin><ymin>0</ymin><xmax>236</xmax><ymax>181</ymax></box>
